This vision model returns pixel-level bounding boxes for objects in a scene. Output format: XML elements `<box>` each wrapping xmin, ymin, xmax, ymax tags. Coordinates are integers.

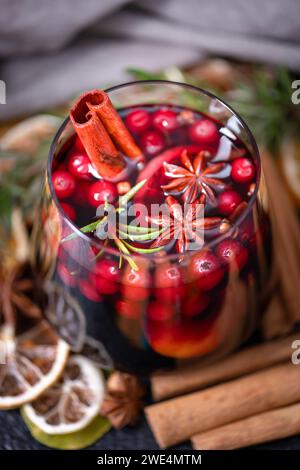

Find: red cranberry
<box><xmin>155</xmin><ymin>263</ymin><xmax>185</xmax><ymax>302</ymax></box>
<box><xmin>216</xmin><ymin>239</ymin><xmax>248</xmax><ymax>270</ymax></box>
<box><xmin>79</xmin><ymin>279</ymin><xmax>103</xmax><ymax>302</ymax></box>
<box><xmin>125</xmin><ymin>109</ymin><xmax>150</xmax><ymax>133</ymax></box>
<box><xmin>182</xmin><ymin>293</ymin><xmax>210</xmax><ymax>318</ymax></box>
<box><xmin>93</xmin><ymin>259</ymin><xmax>120</xmax><ymax>283</ymax></box>
<box><xmin>60</xmin><ymin>203</ymin><xmax>76</xmax><ymax>221</ymax></box>
<box><xmin>52</xmin><ymin>170</ymin><xmax>75</xmax><ymax>199</ymax></box>
<box><xmin>140</xmin><ymin>130</ymin><xmax>165</xmax><ymax>156</ymax></box>
<box><xmin>90</xmin><ymin>259</ymin><xmax>119</xmax><ymax>295</ymax></box>
<box><xmin>88</xmin><ymin>180</ymin><xmax>118</xmax><ymax>208</ymax></box>
<box><xmin>189</xmin><ymin>119</ymin><xmax>219</xmax><ymax>146</ymax></box>
<box><xmin>152</xmin><ymin>109</ymin><xmax>179</xmax><ymax>133</ymax></box>
<box><xmin>116</xmin><ymin>299</ymin><xmax>142</xmax><ymax>320</ymax></box>
<box><xmin>57</xmin><ymin>263</ymin><xmax>76</xmax><ymax>288</ymax></box>
<box><xmin>121</xmin><ymin>265</ymin><xmax>150</xmax><ymax>301</ymax></box>
<box><xmin>189</xmin><ymin>250</ymin><xmax>224</xmax><ymax>291</ymax></box>
<box><xmin>90</xmin><ymin>274</ymin><xmax>118</xmax><ymax>295</ymax></box>
<box><xmin>68</xmin><ymin>152</ymin><xmax>92</xmax><ymax>180</ymax></box>
<box><xmin>231</xmin><ymin>158</ymin><xmax>255</xmax><ymax>184</ymax></box>
<box><xmin>218</xmin><ymin>190</ymin><xmax>242</xmax><ymax>216</ymax></box>
<box><xmin>147</xmin><ymin>301</ymin><xmax>174</xmax><ymax>322</ymax></box>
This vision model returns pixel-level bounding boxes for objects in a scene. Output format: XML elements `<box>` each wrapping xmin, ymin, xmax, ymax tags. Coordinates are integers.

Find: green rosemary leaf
<box><xmin>95</xmin><ymin>239</ymin><xmax>108</xmax><ymax>259</ymax></box>
<box><xmin>114</xmin><ymin>237</ymin><xmax>138</xmax><ymax>271</ymax></box>
<box><xmin>119</xmin><ymin>223</ymin><xmax>159</xmax><ymax>235</ymax></box>
<box><xmin>122</xmin><ymin>240</ymin><xmax>164</xmax><ymax>254</ymax></box>
<box><xmin>118</xmin><ymin>228</ymin><xmax>164</xmax><ymax>242</ymax></box>
<box><xmin>119</xmin><ymin>179</ymin><xmax>147</xmax><ymax>206</ymax></box>
<box><xmin>118</xmin><ymin>255</ymin><xmax>123</xmax><ymax>269</ymax></box>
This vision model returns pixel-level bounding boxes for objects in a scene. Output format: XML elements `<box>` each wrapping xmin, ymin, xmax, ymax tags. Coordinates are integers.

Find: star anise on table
<box><xmin>0</xmin><ymin>261</ymin><xmax>42</xmax><ymax>328</ymax></box>
<box><xmin>101</xmin><ymin>371</ymin><xmax>145</xmax><ymax>429</ymax></box>
<box><xmin>162</xmin><ymin>149</ymin><xmax>226</xmax><ymax>204</ymax></box>
<box><xmin>149</xmin><ymin>195</ymin><xmax>223</xmax><ymax>254</ymax></box>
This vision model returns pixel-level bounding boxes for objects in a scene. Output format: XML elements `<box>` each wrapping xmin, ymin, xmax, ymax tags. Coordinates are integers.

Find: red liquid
<box><xmin>45</xmin><ymin>104</ymin><xmax>271</xmax><ymax>373</ymax></box>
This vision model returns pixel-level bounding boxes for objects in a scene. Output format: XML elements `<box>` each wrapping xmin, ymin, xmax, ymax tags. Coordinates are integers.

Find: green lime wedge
<box><xmin>21</xmin><ymin>410</ymin><xmax>111</xmax><ymax>450</ymax></box>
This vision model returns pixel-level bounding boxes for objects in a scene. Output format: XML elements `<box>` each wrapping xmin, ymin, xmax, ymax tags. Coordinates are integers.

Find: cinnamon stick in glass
<box><xmin>87</xmin><ymin>90</ymin><xmax>142</xmax><ymax>162</ymax></box>
<box><xmin>192</xmin><ymin>402</ymin><xmax>300</xmax><ymax>450</ymax></box>
<box><xmin>145</xmin><ymin>363</ymin><xmax>300</xmax><ymax>448</ymax></box>
<box><xmin>151</xmin><ymin>333</ymin><xmax>299</xmax><ymax>401</ymax></box>
<box><xmin>70</xmin><ymin>93</ymin><xmax>125</xmax><ymax>178</ymax></box>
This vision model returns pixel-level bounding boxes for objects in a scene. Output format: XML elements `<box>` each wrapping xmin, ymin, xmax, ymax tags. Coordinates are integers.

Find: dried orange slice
<box><xmin>0</xmin><ymin>321</ymin><xmax>69</xmax><ymax>409</ymax></box>
<box><xmin>21</xmin><ymin>412</ymin><xmax>111</xmax><ymax>450</ymax></box>
<box><xmin>22</xmin><ymin>355</ymin><xmax>105</xmax><ymax>435</ymax></box>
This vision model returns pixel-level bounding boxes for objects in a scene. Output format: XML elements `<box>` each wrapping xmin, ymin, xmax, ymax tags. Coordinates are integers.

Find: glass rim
<box><xmin>47</xmin><ymin>79</ymin><xmax>261</xmax><ymax>263</ymax></box>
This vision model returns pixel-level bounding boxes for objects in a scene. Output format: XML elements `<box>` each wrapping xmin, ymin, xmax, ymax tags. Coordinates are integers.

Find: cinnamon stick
<box><xmin>261</xmin><ymin>293</ymin><xmax>291</xmax><ymax>340</ymax></box>
<box><xmin>145</xmin><ymin>363</ymin><xmax>300</xmax><ymax>448</ymax></box>
<box><xmin>261</xmin><ymin>150</ymin><xmax>300</xmax><ymax>326</ymax></box>
<box><xmin>151</xmin><ymin>333</ymin><xmax>299</xmax><ymax>401</ymax></box>
<box><xmin>192</xmin><ymin>402</ymin><xmax>300</xmax><ymax>450</ymax></box>
<box><xmin>70</xmin><ymin>93</ymin><xmax>124</xmax><ymax>178</ymax></box>
<box><xmin>87</xmin><ymin>90</ymin><xmax>142</xmax><ymax>162</ymax></box>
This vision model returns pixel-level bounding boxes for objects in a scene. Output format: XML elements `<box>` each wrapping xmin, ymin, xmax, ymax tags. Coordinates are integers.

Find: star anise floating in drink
<box><xmin>149</xmin><ymin>195</ymin><xmax>223</xmax><ymax>254</ymax></box>
<box><xmin>162</xmin><ymin>149</ymin><xmax>226</xmax><ymax>204</ymax></box>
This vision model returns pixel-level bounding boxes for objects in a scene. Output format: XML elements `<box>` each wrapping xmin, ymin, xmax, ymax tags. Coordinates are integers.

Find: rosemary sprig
<box><xmin>62</xmin><ymin>179</ymin><xmax>166</xmax><ymax>270</ymax></box>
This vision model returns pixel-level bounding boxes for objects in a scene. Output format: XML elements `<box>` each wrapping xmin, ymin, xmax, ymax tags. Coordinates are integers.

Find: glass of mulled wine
<box><xmin>32</xmin><ymin>80</ymin><xmax>273</xmax><ymax>374</ymax></box>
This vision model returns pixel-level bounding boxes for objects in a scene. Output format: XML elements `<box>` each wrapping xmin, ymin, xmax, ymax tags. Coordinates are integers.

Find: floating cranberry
<box><xmin>90</xmin><ymin>259</ymin><xmax>119</xmax><ymax>295</ymax></box>
<box><xmin>182</xmin><ymin>292</ymin><xmax>210</xmax><ymax>318</ymax></box>
<box><xmin>88</xmin><ymin>180</ymin><xmax>118</xmax><ymax>208</ymax></box>
<box><xmin>154</xmin><ymin>263</ymin><xmax>185</xmax><ymax>302</ymax></box>
<box><xmin>218</xmin><ymin>190</ymin><xmax>242</xmax><ymax>216</ymax></box>
<box><xmin>140</xmin><ymin>130</ymin><xmax>165</xmax><ymax>156</ymax></box>
<box><xmin>152</xmin><ymin>109</ymin><xmax>179</xmax><ymax>133</ymax></box>
<box><xmin>52</xmin><ymin>170</ymin><xmax>75</xmax><ymax>199</ymax></box>
<box><xmin>125</xmin><ymin>109</ymin><xmax>150</xmax><ymax>133</ymax></box>
<box><xmin>189</xmin><ymin>250</ymin><xmax>224</xmax><ymax>291</ymax></box>
<box><xmin>121</xmin><ymin>265</ymin><xmax>150</xmax><ymax>301</ymax></box>
<box><xmin>231</xmin><ymin>157</ymin><xmax>255</xmax><ymax>184</ymax></box>
<box><xmin>57</xmin><ymin>263</ymin><xmax>76</xmax><ymax>288</ymax></box>
<box><xmin>93</xmin><ymin>259</ymin><xmax>120</xmax><ymax>283</ymax></box>
<box><xmin>189</xmin><ymin>119</ymin><xmax>219</xmax><ymax>146</ymax></box>
<box><xmin>68</xmin><ymin>152</ymin><xmax>92</xmax><ymax>180</ymax></box>
<box><xmin>147</xmin><ymin>301</ymin><xmax>174</xmax><ymax>322</ymax></box>
<box><xmin>216</xmin><ymin>239</ymin><xmax>248</xmax><ymax>270</ymax></box>
<box><xmin>90</xmin><ymin>274</ymin><xmax>118</xmax><ymax>295</ymax></box>
<box><xmin>60</xmin><ymin>202</ymin><xmax>76</xmax><ymax>221</ymax></box>
<box><xmin>79</xmin><ymin>279</ymin><xmax>103</xmax><ymax>302</ymax></box>
<box><xmin>115</xmin><ymin>299</ymin><xmax>143</xmax><ymax>320</ymax></box>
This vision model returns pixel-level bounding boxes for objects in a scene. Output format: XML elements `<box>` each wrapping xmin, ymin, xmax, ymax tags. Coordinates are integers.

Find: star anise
<box><xmin>149</xmin><ymin>195</ymin><xmax>223</xmax><ymax>254</ymax></box>
<box><xmin>0</xmin><ymin>261</ymin><xmax>42</xmax><ymax>328</ymax></box>
<box><xmin>162</xmin><ymin>150</ymin><xmax>226</xmax><ymax>204</ymax></box>
<box><xmin>101</xmin><ymin>371</ymin><xmax>145</xmax><ymax>429</ymax></box>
